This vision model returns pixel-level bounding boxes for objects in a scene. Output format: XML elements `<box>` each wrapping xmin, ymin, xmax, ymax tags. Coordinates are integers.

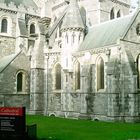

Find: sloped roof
<box><xmin>79</xmin><ymin>15</ymin><xmax>133</xmax><ymax>51</ymax></box>
<box><xmin>0</xmin><ymin>52</ymin><xmax>21</xmax><ymax>73</ymax></box>
<box><xmin>18</xmin><ymin>19</ymin><xmax>28</xmax><ymax>37</ymax></box>
<box><xmin>47</xmin><ymin>9</ymin><xmax>67</xmax><ymax>37</ymax></box>
<box><xmin>0</xmin><ymin>0</ymin><xmax>37</xmax><ymax>8</ymax></box>
<box><xmin>61</xmin><ymin>0</ymin><xmax>85</xmax><ymax>30</ymax></box>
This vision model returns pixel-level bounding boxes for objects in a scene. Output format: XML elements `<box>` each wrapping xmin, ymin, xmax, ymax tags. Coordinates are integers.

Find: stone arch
<box><xmin>49</xmin><ymin>113</ymin><xmax>56</xmax><ymax>117</ymax></box>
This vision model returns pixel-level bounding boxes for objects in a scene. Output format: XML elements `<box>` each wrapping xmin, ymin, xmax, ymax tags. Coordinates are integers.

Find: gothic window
<box><xmin>55</xmin><ymin>64</ymin><xmax>61</xmax><ymax>89</ymax></box>
<box><xmin>72</xmin><ymin>32</ymin><xmax>75</xmax><ymax>43</ymax></box>
<box><xmin>137</xmin><ymin>55</ymin><xmax>140</xmax><ymax>88</ymax></box>
<box><xmin>30</xmin><ymin>24</ymin><xmax>35</xmax><ymax>34</ymax></box>
<box><xmin>117</xmin><ymin>10</ymin><xmax>121</xmax><ymax>18</ymax></box>
<box><xmin>75</xmin><ymin>61</ymin><xmax>80</xmax><ymax>90</ymax></box>
<box><xmin>110</xmin><ymin>8</ymin><xmax>115</xmax><ymax>20</ymax></box>
<box><xmin>97</xmin><ymin>57</ymin><xmax>104</xmax><ymax>90</ymax></box>
<box><xmin>1</xmin><ymin>18</ymin><xmax>7</xmax><ymax>33</ymax></box>
<box><xmin>17</xmin><ymin>72</ymin><xmax>23</xmax><ymax>92</ymax></box>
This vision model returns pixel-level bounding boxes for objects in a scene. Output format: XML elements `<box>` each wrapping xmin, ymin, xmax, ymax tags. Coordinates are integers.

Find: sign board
<box><xmin>0</xmin><ymin>107</ymin><xmax>25</xmax><ymax>135</ymax></box>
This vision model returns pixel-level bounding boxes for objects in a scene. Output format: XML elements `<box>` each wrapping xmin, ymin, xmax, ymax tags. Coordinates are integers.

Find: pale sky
<box><xmin>131</xmin><ymin>0</ymin><xmax>138</xmax><ymax>6</ymax></box>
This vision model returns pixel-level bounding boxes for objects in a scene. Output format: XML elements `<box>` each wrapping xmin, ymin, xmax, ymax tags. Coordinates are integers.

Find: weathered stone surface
<box><xmin>0</xmin><ymin>0</ymin><xmax>139</xmax><ymax>122</ymax></box>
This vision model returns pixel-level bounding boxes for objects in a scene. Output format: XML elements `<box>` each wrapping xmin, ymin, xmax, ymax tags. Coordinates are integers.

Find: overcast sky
<box><xmin>131</xmin><ymin>0</ymin><xmax>138</xmax><ymax>6</ymax></box>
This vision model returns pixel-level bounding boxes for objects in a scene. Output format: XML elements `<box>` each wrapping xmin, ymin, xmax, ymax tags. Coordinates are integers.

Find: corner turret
<box><xmin>61</xmin><ymin>0</ymin><xmax>86</xmax><ymax>70</ymax></box>
<box><xmin>61</xmin><ymin>0</ymin><xmax>85</xmax><ymax>31</ymax></box>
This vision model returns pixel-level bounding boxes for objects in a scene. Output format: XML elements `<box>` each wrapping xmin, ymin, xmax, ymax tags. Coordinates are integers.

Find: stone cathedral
<box><xmin>0</xmin><ymin>0</ymin><xmax>140</xmax><ymax>122</ymax></box>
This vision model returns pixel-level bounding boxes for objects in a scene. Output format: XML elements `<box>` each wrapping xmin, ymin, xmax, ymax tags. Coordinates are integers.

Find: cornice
<box><xmin>0</xmin><ymin>8</ymin><xmax>17</xmax><ymax>14</ymax></box>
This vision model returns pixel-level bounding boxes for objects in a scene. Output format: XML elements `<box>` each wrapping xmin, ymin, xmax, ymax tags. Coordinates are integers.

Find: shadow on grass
<box><xmin>37</xmin><ymin>137</ymin><xmax>59</xmax><ymax>140</ymax></box>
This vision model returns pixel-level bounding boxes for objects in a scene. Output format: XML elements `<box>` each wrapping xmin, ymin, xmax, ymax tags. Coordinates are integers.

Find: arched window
<box><xmin>137</xmin><ymin>55</ymin><xmax>140</xmax><ymax>88</ymax></box>
<box><xmin>55</xmin><ymin>64</ymin><xmax>61</xmax><ymax>89</ymax></box>
<box><xmin>17</xmin><ymin>72</ymin><xmax>23</xmax><ymax>92</ymax></box>
<box><xmin>97</xmin><ymin>57</ymin><xmax>104</xmax><ymax>90</ymax></box>
<box><xmin>117</xmin><ymin>10</ymin><xmax>121</xmax><ymax>18</ymax></box>
<box><xmin>75</xmin><ymin>61</ymin><xmax>80</xmax><ymax>90</ymax></box>
<box><xmin>30</xmin><ymin>24</ymin><xmax>35</xmax><ymax>34</ymax></box>
<box><xmin>1</xmin><ymin>18</ymin><xmax>7</xmax><ymax>33</ymax></box>
<box><xmin>110</xmin><ymin>8</ymin><xmax>115</xmax><ymax>20</ymax></box>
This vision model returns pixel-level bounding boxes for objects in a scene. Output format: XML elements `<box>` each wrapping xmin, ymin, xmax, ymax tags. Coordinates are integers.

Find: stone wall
<box><xmin>0</xmin><ymin>52</ymin><xmax>30</xmax><ymax>108</ymax></box>
<box><xmin>0</xmin><ymin>36</ymin><xmax>15</xmax><ymax>59</ymax></box>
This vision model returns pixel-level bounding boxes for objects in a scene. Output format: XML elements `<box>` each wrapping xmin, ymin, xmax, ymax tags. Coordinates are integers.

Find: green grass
<box><xmin>26</xmin><ymin>115</ymin><xmax>140</xmax><ymax>140</ymax></box>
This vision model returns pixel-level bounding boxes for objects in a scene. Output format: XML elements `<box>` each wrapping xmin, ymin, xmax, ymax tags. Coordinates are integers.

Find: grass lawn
<box><xmin>26</xmin><ymin>115</ymin><xmax>140</xmax><ymax>140</ymax></box>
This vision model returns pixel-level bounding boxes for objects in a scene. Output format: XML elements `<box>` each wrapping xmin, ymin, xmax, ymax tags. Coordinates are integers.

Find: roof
<box><xmin>61</xmin><ymin>0</ymin><xmax>85</xmax><ymax>30</ymax></box>
<box><xmin>47</xmin><ymin>9</ymin><xmax>67</xmax><ymax>36</ymax></box>
<box><xmin>18</xmin><ymin>19</ymin><xmax>28</xmax><ymax>37</ymax></box>
<box><xmin>0</xmin><ymin>0</ymin><xmax>37</xmax><ymax>8</ymax></box>
<box><xmin>79</xmin><ymin>15</ymin><xmax>133</xmax><ymax>51</ymax></box>
<box><xmin>0</xmin><ymin>52</ymin><xmax>21</xmax><ymax>73</ymax></box>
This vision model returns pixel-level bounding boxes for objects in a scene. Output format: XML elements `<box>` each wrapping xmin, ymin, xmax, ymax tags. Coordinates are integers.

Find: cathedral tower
<box><xmin>60</xmin><ymin>0</ymin><xmax>86</xmax><ymax>116</ymax></box>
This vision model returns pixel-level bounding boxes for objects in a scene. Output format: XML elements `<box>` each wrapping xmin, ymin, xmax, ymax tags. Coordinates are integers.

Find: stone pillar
<box><xmin>30</xmin><ymin>68</ymin><xmax>44</xmax><ymax>114</ymax></box>
<box><xmin>79</xmin><ymin>64</ymin><xmax>91</xmax><ymax>119</ymax></box>
<box><xmin>29</xmin><ymin>23</ymin><xmax>45</xmax><ymax>114</ymax></box>
<box><xmin>107</xmin><ymin>75</ymin><xmax>121</xmax><ymax>121</ymax></box>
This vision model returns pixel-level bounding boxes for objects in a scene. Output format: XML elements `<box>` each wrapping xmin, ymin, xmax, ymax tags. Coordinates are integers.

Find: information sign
<box><xmin>0</xmin><ymin>107</ymin><xmax>25</xmax><ymax>135</ymax></box>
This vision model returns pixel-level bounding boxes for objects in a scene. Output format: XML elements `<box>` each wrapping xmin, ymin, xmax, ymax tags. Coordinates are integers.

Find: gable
<box><xmin>123</xmin><ymin>9</ymin><xmax>140</xmax><ymax>43</ymax></box>
<box><xmin>0</xmin><ymin>51</ymin><xmax>30</xmax><ymax>73</ymax></box>
<box><xmin>0</xmin><ymin>52</ymin><xmax>20</xmax><ymax>73</ymax></box>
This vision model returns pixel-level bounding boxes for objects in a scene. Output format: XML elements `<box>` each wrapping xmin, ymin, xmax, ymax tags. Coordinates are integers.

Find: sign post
<box><xmin>0</xmin><ymin>107</ymin><xmax>26</xmax><ymax>139</ymax></box>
